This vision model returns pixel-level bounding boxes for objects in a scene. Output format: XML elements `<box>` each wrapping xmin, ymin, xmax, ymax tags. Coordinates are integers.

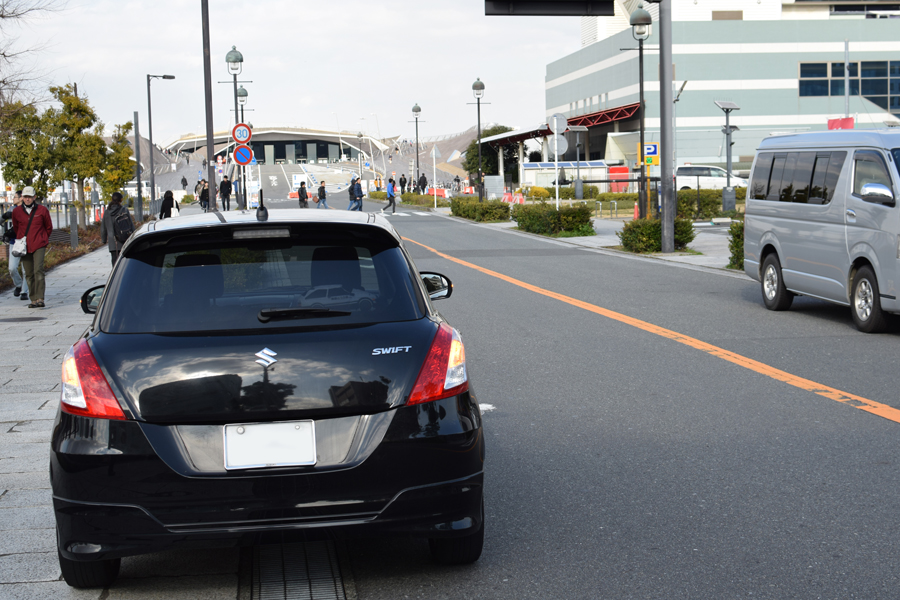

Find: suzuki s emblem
<box><xmin>255</xmin><ymin>348</ymin><xmax>277</xmax><ymax>368</ymax></box>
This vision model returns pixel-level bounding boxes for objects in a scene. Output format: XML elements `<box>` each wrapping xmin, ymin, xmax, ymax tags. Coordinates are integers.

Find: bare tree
<box><xmin>0</xmin><ymin>1</ymin><xmax>64</xmax><ymax>121</ymax></box>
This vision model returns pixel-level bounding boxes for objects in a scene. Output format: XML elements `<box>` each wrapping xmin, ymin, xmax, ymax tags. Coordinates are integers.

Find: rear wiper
<box><xmin>258</xmin><ymin>308</ymin><xmax>352</xmax><ymax>323</ymax></box>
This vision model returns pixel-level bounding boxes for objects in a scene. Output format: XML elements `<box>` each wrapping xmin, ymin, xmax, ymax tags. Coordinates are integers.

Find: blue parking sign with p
<box><xmin>644</xmin><ymin>144</ymin><xmax>658</xmax><ymax>157</ymax></box>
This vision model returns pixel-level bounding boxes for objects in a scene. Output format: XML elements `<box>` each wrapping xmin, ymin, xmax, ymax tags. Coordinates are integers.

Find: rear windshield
<box><xmin>100</xmin><ymin>225</ymin><xmax>425</xmax><ymax>333</ymax></box>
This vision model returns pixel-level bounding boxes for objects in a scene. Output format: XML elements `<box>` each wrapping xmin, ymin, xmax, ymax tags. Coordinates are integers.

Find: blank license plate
<box><xmin>224</xmin><ymin>420</ymin><xmax>316</xmax><ymax>470</ymax></box>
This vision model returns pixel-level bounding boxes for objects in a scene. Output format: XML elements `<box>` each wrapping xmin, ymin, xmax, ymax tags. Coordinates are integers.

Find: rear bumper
<box><xmin>51</xmin><ymin>395</ymin><xmax>484</xmax><ymax>562</ymax></box>
<box><xmin>54</xmin><ymin>471</ymin><xmax>483</xmax><ymax>561</ymax></box>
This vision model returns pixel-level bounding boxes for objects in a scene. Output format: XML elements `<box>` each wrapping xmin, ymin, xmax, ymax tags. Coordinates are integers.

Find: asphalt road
<box><xmin>341</xmin><ymin>203</ymin><xmax>900</xmax><ymax>599</ymax></box>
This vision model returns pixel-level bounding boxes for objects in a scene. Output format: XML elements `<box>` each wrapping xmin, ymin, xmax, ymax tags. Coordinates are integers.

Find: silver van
<box><xmin>744</xmin><ymin>130</ymin><xmax>900</xmax><ymax>333</ymax></box>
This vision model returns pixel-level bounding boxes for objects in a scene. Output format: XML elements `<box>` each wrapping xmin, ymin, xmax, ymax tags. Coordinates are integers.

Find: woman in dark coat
<box><xmin>159</xmin><ymin>190</ymin><xmax>178</xmax><ymax>219</ymax></box>
<box><xmin>199</xmin><ymin>181</ymin><xmax>210</xmax><ymax>211</ymax></box>
<box><xmin>100</xmin><ymin>192</ymin><xmax>131</xmax><ymax>267</ymax></box>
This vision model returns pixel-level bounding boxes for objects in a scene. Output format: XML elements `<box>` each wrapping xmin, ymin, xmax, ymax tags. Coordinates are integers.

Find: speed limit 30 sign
<box><xmin>232</xmin><ymin>123</ymin><xmax>252</xmax><ymax>144</ymax></box>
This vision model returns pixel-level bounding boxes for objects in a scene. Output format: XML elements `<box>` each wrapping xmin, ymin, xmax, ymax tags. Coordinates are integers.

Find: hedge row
<box><xmin>450</xmin><ymin>198</ymin><xmax>510</xmax><ymax>221</ymax></box>
<box><xmin>511</xmin><ymin>202</ymin><xmax>593</xmax><ymax>236</ymax></box>
<box><xmin>523</xmin><ymin>185</ymin><xmax>601</xmax><ymax>200</ymax></box>
<box><xmin>616</xmin><ymin>218</ymin><xmax>696</xmax><ymax>253</ymax></box>
<box><xmin>585</xmin><ymin>188</ymin><xmax>745</xmax><ymax>220</ymax></box>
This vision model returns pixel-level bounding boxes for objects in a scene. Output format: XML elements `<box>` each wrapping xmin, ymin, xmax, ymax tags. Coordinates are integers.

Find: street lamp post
<box><xmin>226</xmin><ymin>46</ymin><xmax>243</xmax><ymax>207</ymax></box>
<box><xmin>333</xmin><ymin>112</ymin><xmax>344</xmax><ymax>160</ymax></box>
<box><xmin>357</xmin><ymin>132</ymin><xmax>363</xmax><ymax>184</ymax></box>
<box><xmin>715</xmin><ymin>100</ymin><xmax>740</xmax><ymax>212</ymax></box>
<box><xmin>630</xmin><ymin>4</ymin><xmax>651</xmax><ymax>219</ymax></box>
<box><xmin>412</xmin><ymin>104</ymin><xmax>421</xmax><ymax>190</ymax></box>
<box><xmin>569</xmin><ymin>125</ymin><xmax>589</xmax><ymax>200</ymax></box>
<box><xmin>472</xmin><ymin>78</ymin><xmax>485</xmax><ymax>202</ymax></box>
<box><xmin>146</xmin><ymin>73</ymin><xmax>175</xmax><ymax>221</ymax></box>
<box><xmin>237</xmin><ymin>85</ymin><xmax>248</xmax><ymax>209</ymax></box>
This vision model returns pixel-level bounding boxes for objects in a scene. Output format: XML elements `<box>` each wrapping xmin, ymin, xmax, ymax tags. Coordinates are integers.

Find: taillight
<box><xmin>408</xmin><ymin>323</ymin><xmax>468</xmax><ymax>406</ymax></box>
<box><xmin>60</xmin><ymin>339</ymin><xmax>126</xmax><ymax>420</ymax></box>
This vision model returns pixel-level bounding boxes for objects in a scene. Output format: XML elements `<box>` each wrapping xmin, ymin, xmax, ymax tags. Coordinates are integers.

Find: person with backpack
<box><xmin>2</xmin><ymin>190</ymin><xmax>29</xmax><ymax>300</ymax></box>
<box><xmin>181</xmin><ymin>176</ymin><xmax>188</xmax><ymax>191</ymax></box>
<box><xmin>418</xmin><ymin>173</ymin><xmax>428</xmax><ymax>195</ymax></box>
<box><xmin>12</xmin><ymin>186</ymin><xmax>53</xmax><ymax>308</ymax></box>
<box><xmin>353</xmin><ymin>178</ymin><xmax>364</xmax><ymax>211</ymax></box>
<box><xmin>100</xmin><ymin>192</ymin><xmax>133</xmax><ymax>267</ymax></box>
<box><xmin>297</xmin><ymin>182</ymin><xmax>309</xmax><ymax>208</ymax></box>
<box><xmin>400</xmin><ymin>174</ymin><xmax>407</xmax><ymax>195</ymax></box>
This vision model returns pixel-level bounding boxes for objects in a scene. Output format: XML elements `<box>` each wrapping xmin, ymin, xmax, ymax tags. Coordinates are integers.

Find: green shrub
<box><xmin>727</xmin><ymin>220</ymin><xmax>744</xmax><ymax>270</ymax></box>
<box><xmin>401</xmin><ymin>192</ymin><xmax>450</xmax><ymax>207</ymax></box>
<box><xmin>597</xmin><ymin>192</ymin><xmax>639</xmax><ymax>204</ymax></box>
<box><xmin>676</xmin><ymin>188</ymin><xmax>746</xmax><ymax>219</ymax></box>
<box><xmin>450</xmin><ymin>198</ymin><xmax>510</xmax><ymax>222</ymax></box>
<box><xmin>617</xmin><ymin>218</ymin><xmax>696</xmax><ymax>253</ymax></box>
<box><xmin>512</xmin><ymin>202</ymin><xmax>593</xmax><ymax>236</ymax></box>
<box><xmin>369</xmin><ymin>191</ymin><xmax>387</xmax><ymax>200</ymax></box>
<box><xmin>181</xmin><ymin>194</ymin><xmax>195</xmax><ymax>204</ymax></box>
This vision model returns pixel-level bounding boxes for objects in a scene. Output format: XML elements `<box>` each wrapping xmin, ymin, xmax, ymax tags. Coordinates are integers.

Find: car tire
<box><xmin>429</xmin><ymin>502</ymin><xmax>484</xmax><ymax>565</ymax></box>
<box><xmin>851</xmin><ymin>266</ymin><xmax>887</xmax><ymax>333</ymax></box>
<box><xmin>761</xmin><ymin>254</ymin><xmax>793</xmax><ymax>311</ymax></box>
<box><xmin>680</xmin><ymin>186</ymin><xmax>690</xmax><ymax>190</ymax></box>
<box><xmin>358</xmin><ymin>298</ymin><xmax>374</xmax><ymax>312</ymax></box>
<box><xmin>58</xmin><ymin>551</ymin><xmax>120</xmax><ymax>589</ymax></box>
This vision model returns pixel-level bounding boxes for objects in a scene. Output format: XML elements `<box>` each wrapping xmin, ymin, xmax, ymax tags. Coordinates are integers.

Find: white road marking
<box><xmin>479</xmin><ymin>403</ymin><xmax>496</xmax><ymax>414</ymax></box>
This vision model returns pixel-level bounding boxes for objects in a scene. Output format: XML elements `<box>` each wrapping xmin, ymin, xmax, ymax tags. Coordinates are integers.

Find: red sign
<box><xmin>232</xmin><ymin>123</ymin><xmax>252</xmax><ymax>144</ymax></box>
<box><xmin>828</xmin><ymin>117</ymin><xmax>854</xmax><ymax>130</ymax></box>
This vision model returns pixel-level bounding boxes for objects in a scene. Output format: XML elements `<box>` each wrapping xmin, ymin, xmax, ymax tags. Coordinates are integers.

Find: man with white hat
<box><xmin>12</xmin><ymin>186</ymin><xmax>53</xmax><ymax>308</ymax></box>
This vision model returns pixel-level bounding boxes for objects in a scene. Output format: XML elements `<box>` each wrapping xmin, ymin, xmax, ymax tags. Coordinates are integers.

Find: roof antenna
<box><xmin>256</xmin><ymin>189</ymin><xmax>268</xmax><ymax>222</ymax></box>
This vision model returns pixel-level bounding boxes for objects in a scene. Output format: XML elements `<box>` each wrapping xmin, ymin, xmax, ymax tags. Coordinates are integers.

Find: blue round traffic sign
<box><xmin>233</xmin><ymin>144</ymin><xmax>253</xmax><ymax>166</ymax></box>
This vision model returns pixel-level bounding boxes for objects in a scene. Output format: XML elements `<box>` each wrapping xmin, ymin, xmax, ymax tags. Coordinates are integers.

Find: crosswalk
<box><xmin>378</xmin><ymin>211</ymin><xmax>439</xmax><ymax>217</ymax></box>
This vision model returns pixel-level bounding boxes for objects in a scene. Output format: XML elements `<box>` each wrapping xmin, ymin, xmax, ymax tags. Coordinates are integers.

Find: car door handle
<box><xmin>846</xmin><ymin>209</ymin><xmax>856</xmax><ymax>218</ymax></box>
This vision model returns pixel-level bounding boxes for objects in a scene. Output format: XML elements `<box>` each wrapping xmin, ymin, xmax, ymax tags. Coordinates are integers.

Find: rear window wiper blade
<box><xmin>258</xmin><ymin>308</ymin><xmax>352</xmax><ymax>323</ymax></box>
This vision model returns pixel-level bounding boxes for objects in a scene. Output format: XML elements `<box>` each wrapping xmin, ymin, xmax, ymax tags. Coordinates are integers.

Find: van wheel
<box><xmin>761</xmin><ymin>254</ymin><xmax>793</xmax><ymax>311</ymax></box>
<box><xmin>851</xmin><ymin>266</ymin><xmax>887</xmax><ymax>333</ymax></box>
<box><xmin>680</xmin><ymin>186</ymin><xmax>690</xmax><ymax>190</ymax></box>
<box><xmin>58</xmin><ymin>551</ymin><xmax>120</xmax><ymax>589</ymax></box>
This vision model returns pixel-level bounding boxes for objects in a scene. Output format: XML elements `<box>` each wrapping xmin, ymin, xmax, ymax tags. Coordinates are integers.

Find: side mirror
<box><xmin>420</xmin><ymin>272</ymin><xmax>453</xmax><ymax>301</ymax></box>
<box><xmin>80</xmin><ymin>285</ymin><xmax>105</xmax><ymax>314</ymax></box>
<box><xmin>861</xmin><ymin>182</ymin><xmax>895</xmax><ymax>206</ymax></box>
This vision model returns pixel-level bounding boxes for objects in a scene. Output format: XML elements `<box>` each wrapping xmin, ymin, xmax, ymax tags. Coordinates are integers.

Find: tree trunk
<box><xmin>77</xmin><ymin>178</ymin><xmax>86</xmax><ymax>228</ymax></box>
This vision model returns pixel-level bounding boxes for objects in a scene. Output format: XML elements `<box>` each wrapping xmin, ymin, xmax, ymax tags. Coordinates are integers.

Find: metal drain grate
<box><xmin>251</xmin><ymin>541</ymin><xmax>348</xmax><ymax>600</ymax></box>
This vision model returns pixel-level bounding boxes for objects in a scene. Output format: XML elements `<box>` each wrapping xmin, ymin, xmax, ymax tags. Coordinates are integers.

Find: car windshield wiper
<box><xmin>258</xmin><ymin>308</ymin><xmax>352</xmax><ymax>323</ymax></box>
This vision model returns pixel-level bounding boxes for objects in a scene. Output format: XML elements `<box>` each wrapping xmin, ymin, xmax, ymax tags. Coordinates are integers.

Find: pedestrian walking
<box><xmin>400</xmin><ymin>174</ymin><xmax>407</xmax><ymax>195</ymax></box>
<box><xmin>220</xmin><ymin>175</ymin><xmax>233</xmax><ymax>210</ymax></box>
<box><xmin>354</xmin><ymin>178</ymin><xmax>364</xmax><ymax>211</ymax></box>
<box><xmin>199</xmin><ymin>180</ymin><xmax>210</xmax><ymax>211</ymax></box>
<box><xmin>297</xmin><ymin>182</ymin><xmax>309</xmax><ymax>208</ymax></box>
<box><xmin>383</xmin><ymin>178</ymin><xmax>396</xmax><ymax>214</ymax></box>
<box><xmin>418</xmin><ymin>173</ymin><xmax>427</xmax><ymax>195</ymax></box>
<box><xmin>2</xmin><ymin>190</ymin><xmax>29</xmax><ymax>301</ymax></box>
<box><xmin>101</xmin><ymin>192</ymin><xmax>131</xmax><ymax>267</ymax></box>
<box><xmin>159</xmin><ymin>190</ymin><xmax>178</xmax><ymax>219</ymax></box>
<box><xmin>347</xmin><ymin>178</ymin><xmax>359</xmax><ymax>211</ymax></box>
<box><xmin>12</xmin><ymin>186</ymin><xmax>52</xmax><ymax>308</ymax></box>
<box><xmin>181</xmin><ymin>176</ymin><xmax>188</xmax><ymax>191</ymax></box>
<box><xmin>317</xmin><ymin>181</ymin><xmax>329</xmax><ymax>209</ymax></box>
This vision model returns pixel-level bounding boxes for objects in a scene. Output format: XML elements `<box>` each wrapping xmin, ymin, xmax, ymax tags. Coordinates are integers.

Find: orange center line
<box><xmin>404</xmin><ymin>236</ymin><xmax>900</xmax><ymax>425</ymax></box>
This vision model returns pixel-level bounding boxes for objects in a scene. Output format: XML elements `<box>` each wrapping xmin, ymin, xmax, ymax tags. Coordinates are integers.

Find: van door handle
<box><xmin>846</xmin><ymin>209</ymin><xmax>856</xmax><ymax>218</ymax></box>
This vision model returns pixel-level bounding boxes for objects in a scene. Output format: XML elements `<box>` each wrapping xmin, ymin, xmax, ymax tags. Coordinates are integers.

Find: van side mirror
<box><xmin>81</xmin><ymin>285</ymin><xmax>105</xmax><ymax>314</ymax></box>
<box><xmin>861</xmin><ymin>182</ymin><xmax>895</xmax><ymax>206</ymax></box>
<box><xmin>420</xmin><ymin>272</ymin><xmax>453</xmax><ymax>301</ymax></box>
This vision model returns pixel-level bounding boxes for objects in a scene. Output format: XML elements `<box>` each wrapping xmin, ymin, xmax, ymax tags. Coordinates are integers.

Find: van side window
<box><xmin>808</xmin><ymin>151</ymin><xmax>845</xmax><ymax>205</ymax></box>
<box><xmin>853</xmin><ymin>151</ymin><xmax>892</xmax><ymax>199</ymax></box>
<box><xmin>750</xmin><ymin>153</ymin><xmax>773</xmax><ymax>200</ymax></box>
<box><xmin>791</xmin><ymin>152</ymin><xmax>816</xmax><ymax>203</ymax></box>
<box><xmin>779</xmin><ymin>154</ymin><xmax>798</xmax><ymax>202</ymax></box>
<box><xmin>767</xmin><ymin>155</ymin><xmax>787</xmax><ymax>201</ymax></box>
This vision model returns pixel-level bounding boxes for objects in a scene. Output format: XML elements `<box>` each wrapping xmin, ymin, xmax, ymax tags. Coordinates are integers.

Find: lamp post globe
<box><xmin>472</xmin><ymin>77</ymin><xmax>485</xmax><ymax>99</ymax></box>
<box><xmin>237</xmin><ymin>85</ymin><xmax>248</xmax><ymax>105</ymax></box>
<box><xmin>631</xmin><ymin>2</ymin><xmax>651</xmax><ymax>218</ymax></box>
<box><xmin>226</xmin><ymin>46</ymin><xmax>243</xmax><ymax>74</ymax></box>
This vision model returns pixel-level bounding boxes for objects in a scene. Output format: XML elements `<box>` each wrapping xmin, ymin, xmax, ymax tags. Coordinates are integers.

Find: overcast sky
<box><xmin>17</xmin><ymin>0</ymin><xmax>582</xmax><ymax>146</ymax></box>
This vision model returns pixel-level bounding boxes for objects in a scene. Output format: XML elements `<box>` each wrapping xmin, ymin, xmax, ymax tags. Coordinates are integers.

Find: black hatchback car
<box><xmin>51</xmin><ymin>209</ymin><xmax>484</xmax><ymax>588</ymax></box>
